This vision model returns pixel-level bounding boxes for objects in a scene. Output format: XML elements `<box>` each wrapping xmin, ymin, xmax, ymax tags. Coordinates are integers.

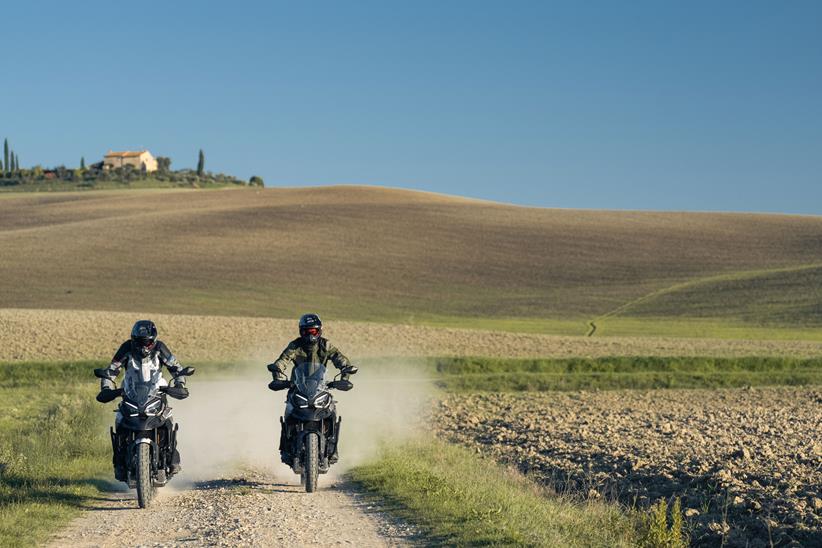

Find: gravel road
<box><xmin>435</xmin><ymin>387</ymin><xmax>822</xmax><ymax>547</ymax></box>
<box><xmin>47</xmin><ymin>472</ymin><xmax>415</xmax><ymax>548</ymax></box>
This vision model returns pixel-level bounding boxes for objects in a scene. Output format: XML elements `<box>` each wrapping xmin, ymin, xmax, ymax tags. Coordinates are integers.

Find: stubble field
<box><xmin>3</xmin><ymin>308</ymin><xmax>822</xmax><ymax>364</ymax></box>
<box><xmin>2</xmin><ymin>187</ymin><xmax>822</xmax><ymax>337</ymax></box>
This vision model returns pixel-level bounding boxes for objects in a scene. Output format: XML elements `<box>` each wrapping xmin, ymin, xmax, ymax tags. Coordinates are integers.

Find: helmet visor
<box><xmin>134</xmin><ymin>337</ymin><xmax>155</xmax><ymax>350</ymax></box>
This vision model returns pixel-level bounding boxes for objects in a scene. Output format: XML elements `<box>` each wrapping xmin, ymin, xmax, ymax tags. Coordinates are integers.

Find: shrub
<box><xmin>641</xmin><ymin>498</ymin><xmax>687</xmax><ymax>547</ymax></box>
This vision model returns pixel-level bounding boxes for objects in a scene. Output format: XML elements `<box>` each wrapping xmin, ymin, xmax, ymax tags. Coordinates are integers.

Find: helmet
<box><xmin>131</xmin><ymin>320</ymin><xmax>158</xmax><ymax>357</ymax></box>
<box><xmin>298</xmin><ymin>313</ymin><xmax>322</xmax><ymax>344</ymax></box>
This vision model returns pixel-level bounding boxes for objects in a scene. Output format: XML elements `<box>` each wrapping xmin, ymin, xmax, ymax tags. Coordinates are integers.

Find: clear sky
<box><xmin>2</xmin><ymin>1</ymin><xmax>820</xmax><ymax>213</ymax></box>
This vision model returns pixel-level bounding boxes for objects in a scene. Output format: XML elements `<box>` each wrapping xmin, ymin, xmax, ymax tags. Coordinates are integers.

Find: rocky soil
<box><xmin>48</xmin><ymin>472</ymin><xmax>416</xmax><ymax>547</ymax></box>
<box><xmin>435</xmin><ymin>387</ymin><xmax>822</xmax><ymax>547</ymax></box>
<box><xmin>5</xmin><ymin>308</ymin><xmax>822</xmax><ymax>363</ymax></box>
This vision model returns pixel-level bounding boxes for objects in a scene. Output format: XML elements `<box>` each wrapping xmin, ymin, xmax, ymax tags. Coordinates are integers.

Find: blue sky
<box><xmin>2</xmin><ymin>1</ymin><xmax>820</xmax><ymax>213</ymax></box>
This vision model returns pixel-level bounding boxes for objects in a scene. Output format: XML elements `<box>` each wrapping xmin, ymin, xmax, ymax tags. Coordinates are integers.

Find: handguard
<box><xmin>268</xmin><ymin>379</ymin><xmax>293</xmax><ymax>391</ymax></box>
<box><xmin>96</xmin><ymin>388</ymin><xmax>122</xmax><ymax>403</ymax></box>
<box><xmin>161</xmin><ymin>385</ymin><xmax>190</xmax><ymax>400</ymax></box>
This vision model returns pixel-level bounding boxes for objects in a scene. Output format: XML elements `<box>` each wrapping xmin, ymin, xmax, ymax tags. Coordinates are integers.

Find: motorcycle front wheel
<box><xmin>304</xmin><ymin>433</ymin><xmax>319</xmax><ymax>493</ymax></box>
<box><xmin>136</xmin><ymin>443</ymin><xmax>154</xmax><ymax>508</ymax></box>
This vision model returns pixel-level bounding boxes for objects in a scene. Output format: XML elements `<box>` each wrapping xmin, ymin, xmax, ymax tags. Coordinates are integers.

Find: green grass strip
<box><xmin>0</xmin><ymin>361</ymin><xmax>111</xmax><ymax>547</ymax></box>
<box><xmin>350</xmin><ymin>438</ymin><xmax>641</xmax><ymax>547</ymax></box>
<box><xmin>429</xmin><ymin>356</ymin><xmax>822</xmax><ymax>392</ymax></box>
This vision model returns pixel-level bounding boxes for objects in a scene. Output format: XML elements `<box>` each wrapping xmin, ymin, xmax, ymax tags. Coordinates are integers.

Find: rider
<box><xmin>267</xmin><ymin>313</ymin><xmax>353</xmax><ymax>465</ymax></box>
<box><xmin>97</xmin><ymin>320</ymin><xmax>187</xmax><ymax>480</ymax></box>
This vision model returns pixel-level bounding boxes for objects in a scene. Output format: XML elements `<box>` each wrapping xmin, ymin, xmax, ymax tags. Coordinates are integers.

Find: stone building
<box><xmin>102</xmin><ymin>150</ymin><xmax>158</xmax><ymax>173</ymax></box>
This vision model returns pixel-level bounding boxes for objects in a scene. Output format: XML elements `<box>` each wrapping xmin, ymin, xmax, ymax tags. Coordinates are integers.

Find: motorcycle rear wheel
<box><xmin>305</xmin><ymin>433</ymin><xmax>319</xmax><ymax>493</ymax></box>
<box><xmin>136</xmin><ymin>443</ymin><xmax>154</xmax><ymax>508</ymax></box>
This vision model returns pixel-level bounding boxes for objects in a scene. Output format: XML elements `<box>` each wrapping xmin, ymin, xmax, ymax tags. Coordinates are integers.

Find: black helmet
<box><xmin>299</xmin><ymin>314</ymin><xmax>322</xmax><ymax>344</ymax></box>
<box><xmin>131</xmin><ymin>320</ymin><xmax>158</xmax><ymax>357</ymax></box>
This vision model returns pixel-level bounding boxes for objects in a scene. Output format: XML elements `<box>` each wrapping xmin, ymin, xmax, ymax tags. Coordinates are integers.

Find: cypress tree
<box><xmin>80</xmin><ymin>156</ymin><xmax>85</xmax><ymax>169</ymax></box>
<box><xmin>196</xmin><ymin>149</ymin><xmax>205</xmax><ymax>176</ymax></box>
<box><xmin>3</xmin><ymin>139</ymin><xmax>8</xmax><ymax>177</ymax></box>
<box><xmin>9</xmin><ymin>151</ymin><xmax>15</xmax><ymax>173</ymax></box>
<box><xmin>14</xmin><ymin>152</ymin><xmax>19</xmax><ymax>173</ymax></box>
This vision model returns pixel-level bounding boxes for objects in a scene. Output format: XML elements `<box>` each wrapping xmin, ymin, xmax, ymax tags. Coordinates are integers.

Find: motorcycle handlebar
<box><xmin>267</xmin><ymin>379</ymin><xmax>355</xmax><ymax>392</ymax></box>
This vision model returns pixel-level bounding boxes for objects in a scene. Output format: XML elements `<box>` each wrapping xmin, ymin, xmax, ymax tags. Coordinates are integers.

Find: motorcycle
<box><xmin>268</xmin><ymin>363</ymin><xmax>357</xmax><ymax>492</ymax></box>
<box><xmin>94</xmin><ymin>365</ymin><xmax>195</xmax><ymax>508</ymax></box>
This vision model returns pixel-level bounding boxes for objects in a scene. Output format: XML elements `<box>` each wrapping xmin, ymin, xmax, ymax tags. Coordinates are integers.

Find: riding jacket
<box><xmin>268</xmin><ymin>337</ymin><xmax>351</xmax><ymax>380</ymax></box>
<box><xmin>100</xmin><ymin>340</ymin><xmax>184</xmax><ymax>389</ymax></box>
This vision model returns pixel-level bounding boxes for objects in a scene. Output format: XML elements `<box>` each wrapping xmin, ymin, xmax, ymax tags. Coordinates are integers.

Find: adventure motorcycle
<box><xmin>268</xmin><ymin>362</ymin><xmax>357</xmax><ymax>492</ymax></box>
<box><xmin>94</xmin><ymin>365</ymin><xmax>195</xmax><ymax>508</ymax></box>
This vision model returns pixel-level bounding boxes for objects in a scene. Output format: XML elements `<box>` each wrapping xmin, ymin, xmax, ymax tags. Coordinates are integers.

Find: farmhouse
<box><xmin>103</xmin><ymin>150</ymin><xmax>158</xmax><ymax>173</ymax></box>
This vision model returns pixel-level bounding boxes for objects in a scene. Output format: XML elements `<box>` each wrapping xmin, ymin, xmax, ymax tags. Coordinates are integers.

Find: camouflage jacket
<box><xmin>267</xmin><ymin>337</ymin><xmax>351</xmax><ymax>380</ymax></box>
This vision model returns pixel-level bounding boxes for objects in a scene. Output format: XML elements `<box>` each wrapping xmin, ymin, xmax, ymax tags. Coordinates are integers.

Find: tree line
<box><xmin>2</xmin><ymin>138</ymin><xmax>20</xmax><ymax>177</ymax></box>
<box><xmin>0</xmin><ymin>141</ymin><xmax>264</xmax><ymax>188</ymax></box>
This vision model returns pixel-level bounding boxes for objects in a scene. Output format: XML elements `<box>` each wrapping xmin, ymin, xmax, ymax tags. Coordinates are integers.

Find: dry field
<box><xmin>2</xmin><ymin>187</ymin><xmax>822</xmax><ymax>332</ymax></box>
<box><xmin>3</xmin><ymin>308</ymin><xmax>822</xmax><ymax>364</ymax></box>
<box><xmin>435</xmin><ymin>389</ymin><xmax>822</xmax><ymax>547</ymax></box>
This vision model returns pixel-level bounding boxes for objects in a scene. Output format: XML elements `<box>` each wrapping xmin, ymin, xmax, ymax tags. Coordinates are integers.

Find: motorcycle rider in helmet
<box><xmin>97</xmin><ymin>320</ymin><xmax>187</xmax><ymax>481</ymax></box>
<box><xmin>267</xmin><ymin>314</ymin><xmax>354</xmax><ymax>466</ymax></box>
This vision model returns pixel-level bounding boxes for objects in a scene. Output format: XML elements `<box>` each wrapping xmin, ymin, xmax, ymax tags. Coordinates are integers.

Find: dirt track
<box><xmin>4</xmin><ymin>308</ymin><xmax>822</xmax><ymax>364</ymax></box>
<box><xmin>47</xmin><ymin>473</ymin><xmax>414</xmax><ymax>547</ymax></box>
<box><xmin>436</xmin><ymin>387</ymin><xmax>822</xmax><ymax>547</ymax></box>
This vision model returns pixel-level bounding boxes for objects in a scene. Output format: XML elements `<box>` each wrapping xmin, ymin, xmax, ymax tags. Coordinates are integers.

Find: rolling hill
<box><xmin>2</xmin><ymin>185</ymin><xmax>821</xmax><ymax>337</ymax></box>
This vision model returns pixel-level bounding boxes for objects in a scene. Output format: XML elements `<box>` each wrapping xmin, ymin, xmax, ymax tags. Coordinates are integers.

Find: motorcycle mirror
<box><xmin>93</xmin><ymin>368</ymin><xmax>110</xmax><ymax>379</ymax></box>
<box><xmin>342</xmin><ymin>365</ymin><xmax>359</xmax><ymax>375</ymax></box>
<box><xmin>179</xmin><ymin>366</ymin><xmax>196</xmax><ymax>377</ymax></box>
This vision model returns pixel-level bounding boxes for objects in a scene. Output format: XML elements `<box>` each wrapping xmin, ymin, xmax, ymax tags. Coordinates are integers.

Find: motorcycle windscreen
<box><xmin>124</xmin><ymin>368</ymin><xmax>163</xmax><ymax>406</ymax></box>
<box><xmin>293</xmin><ymin>362</ymin><xmax>326</xmax><ymax>398</ymax></box>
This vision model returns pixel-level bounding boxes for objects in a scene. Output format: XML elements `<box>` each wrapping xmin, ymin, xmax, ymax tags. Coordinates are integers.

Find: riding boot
<box><xmin>279</xmin><ymin>419</ymin><xmax>292</xmax><ymax>465</ymax></box>
<box><xmin>169</xmin><ymin>449</ymin><xmax>182</xmax><ymax>475</ymax></box>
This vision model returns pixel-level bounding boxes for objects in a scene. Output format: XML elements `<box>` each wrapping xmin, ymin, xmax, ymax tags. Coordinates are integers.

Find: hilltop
<box><xmin>1</xmin><ymin>185</ymin><xmax>821</xmax><ymax>338</ymax></box>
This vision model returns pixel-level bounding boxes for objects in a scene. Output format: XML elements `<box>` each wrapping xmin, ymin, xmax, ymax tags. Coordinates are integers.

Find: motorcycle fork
<box><xmin>279</xmin><ymin>417</ymin><xmax>288</xmax><ymax>452</ymax></box>
<box><xmin>110</xmin><ymin>427</ymin><xmax>118</xmax><ymax>465</ymax></box>
<box><xmin>170</xmin><ymin>423</ymin><xmax>178</xmax><ymax>459</ymax></box>
<box><xmin>328</xmin><ymin>417</ymin><xmax>342</xmax><ymax>457</ymax></box>
<box><xmin>128</xmin><ymin>432</ymin><xmax>160</xmax><ymax>474</ymax></box>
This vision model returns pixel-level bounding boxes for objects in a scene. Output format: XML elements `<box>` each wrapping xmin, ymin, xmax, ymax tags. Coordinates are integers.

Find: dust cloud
<box><xmin>170</xmin><ymin>359</ymin><xmax>433</xmax><ymax>486</ymax></box>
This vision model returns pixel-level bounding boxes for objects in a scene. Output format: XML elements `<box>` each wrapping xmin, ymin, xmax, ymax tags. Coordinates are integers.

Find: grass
<box><xmin>428</xmin><ymin>356</ymin><xmax>822</xmax><ymax>391</ymax></box>
<box><xmin>349</xmin><ymin>438</ymin><xmax>641</xmax><ymax>547</ymax></box>
<box><xmin>640</xmin><ymin>498</ymin><xmax>687</xmax><ymax>548</ymax></box>
<box><xmin>0</xmin><ymin>361</ymin><xmax>110</xmax><ymax>547</ymax></box>
<box><xmin>1</xmin><ymin>186</ymin><xmax>821</xmax><ymax>337</ymax></box>
<box><xmin>612</xmin><ymin>263</ymin><xmax>822</xmax><ymax>324</ymax></box>
<box><xmin>590</xmin><ymin>316</ymin><xmax>822</xmax><ymax>340</ymax></box>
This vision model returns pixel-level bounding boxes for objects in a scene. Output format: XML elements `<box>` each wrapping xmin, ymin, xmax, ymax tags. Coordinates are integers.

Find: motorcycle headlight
<box><xmin>144</xmin><ymin>399</ymin><xmax>162</xmax><ymax>414</ymax></box>
<box><xmin>123</xmin><ymin>401</ymin><xmax>138</xmax><ymax>410</ymax></box>
<box><xmin>312</xmin><ymin>392</ymin><xmax>331</xmax><ymax>408</ymax></box>
<box><xmin>294</xmin><ymin>393</ymin><xmax>309</xmax><ymax>408</ymax></box>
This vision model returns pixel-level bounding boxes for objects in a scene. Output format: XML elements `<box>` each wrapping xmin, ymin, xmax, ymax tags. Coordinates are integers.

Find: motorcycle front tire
<box><xmin>136</xmin><ymin>443</ymin><xmax>154</xmax><ymax>508</ymax></box>
<box><xmin>305</xmin><ymin>433</ymin><xmax>319</xmax><ymax>493</ymax></box>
